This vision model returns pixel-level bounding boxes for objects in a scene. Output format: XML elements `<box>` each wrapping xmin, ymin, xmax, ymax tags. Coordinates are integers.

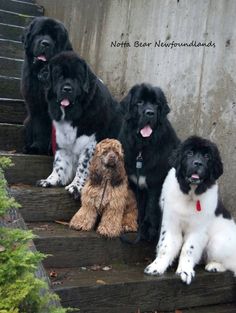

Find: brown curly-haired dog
<box><xmin>69</xmin><ymin>139</ymin><xmax>138</xmax><ymax>237</ymax></box>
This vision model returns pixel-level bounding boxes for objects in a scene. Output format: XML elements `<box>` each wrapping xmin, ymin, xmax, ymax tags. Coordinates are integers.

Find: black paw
<box><xmin>24</xmin><ymin>142</ymin><xmax>49</xmax><ymax>155</ymax></box>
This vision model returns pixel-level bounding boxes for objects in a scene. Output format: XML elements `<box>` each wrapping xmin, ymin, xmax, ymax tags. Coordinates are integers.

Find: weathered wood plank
<box><xmin>28</xmin><ymin>222</ymin><xmax>154</xmax><ymax>267</ymax></box>
<box><xmin>0</xmin><ymin>57</ymin><xmax>23</xmax><ymax>78</ymax></box>
<box><xmin>0</xmin><ymin>39</ymin><xmax>23</xmax><ymax>59</ymax></box>
<box><xmin>16</xmin><ymin>0</ymin><xmax>35</xmax><ymax>3</ymax></box>
<box><xmin>0</xmin><ymin>76</ymin><xmax>22</xmax><ymax>99</ymax></box>
<box><xmin>183</xmin><ymin>303</ymin><xmax>236</xmax><ymax>313</ymax></box>
<box><xmin>10</xmin><ymin>186</ymin><xmax>78</xmax><ymax>222</ymax></box>
<box><xmin>52</xmin><ymin>266</ymin><xmax>236</xmax><ymax>313</ymax></box>
<box><xmin>0</xmin><ymin>152</ymin><xmax>53</xmax><ymax>184</ymax></box>
<box><xmin>0</xmin><ymin>99</ymin><xmax>26</xmax><ymax>124</ymax></box>
<box><xmin>0</xmin><ymin>9</ymin><xmax>34</xmax><ymax>27</ymax></box>
<box><xmin>0</xmin><ymin>123</ymin><xmax>24</xmax><ymax>151</ymax></box>
<box><xmin>0</xmin><ymin>0</ymin><xmax>43</xmax><ymax>16</ymax></box>
<box><xmin>0</xmin><ymin>23</ymin><xmax>23</xmax><ymax>41</ymax></box>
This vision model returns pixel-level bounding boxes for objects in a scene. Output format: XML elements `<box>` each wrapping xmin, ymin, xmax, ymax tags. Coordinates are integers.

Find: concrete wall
<box><xmin>37</xmin><ymin>0</ymin><xmax>236</xmax><ymax>216</ymax></box>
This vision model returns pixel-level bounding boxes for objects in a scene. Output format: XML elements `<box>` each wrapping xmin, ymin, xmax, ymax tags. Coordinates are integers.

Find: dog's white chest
<box><xmin>54</xmin><ymin>120</ymin><xmax>77</xmax><ymax>148</ymax></box>
<box><xmin>129</xmin><ymin>174</ymin><xmax>147</xmax><ymax>189</ymax></box>
<box><xmin>53</xmin><ymin>120</ymin><xmax>96</xmax><ymax>154</ymax></box>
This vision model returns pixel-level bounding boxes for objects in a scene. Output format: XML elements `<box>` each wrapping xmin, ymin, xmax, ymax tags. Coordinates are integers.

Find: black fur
<box><xmin>42</xmin><ymin>51</ymin><xmax>122</xmax><ymax>141</ymax></box>
<box><xmin>119</xmin><ymin>83</ymin><xmax>180</xmax><ymax>242</ymax></box>
<box><xmin>21</xmin><ymin>17</ymin><xmax>73</xmax><ymax>155</ymax></box>
<box><xmin>215</xmin><ymin>199</ymin><xmax>231</xmax><ymax>219</ymax></box>
<box><xmin>170</xmin><ymin>136</ymin><xmax>223</xmax><ymax>195</ymax></box>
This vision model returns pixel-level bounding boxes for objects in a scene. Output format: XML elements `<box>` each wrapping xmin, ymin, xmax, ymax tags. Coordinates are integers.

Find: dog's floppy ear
<box><xmin>56</xmin><ymin>23</ymin><xmax>73</xmax><ymax>51</ymax></box>
<box><xmin>21</xmin><ymin>18</ymin><xmax>37</xmax><ymax>49</ymax></box>
<box><xmin>169</xmin><ymin>144</ymin><xmax>181</xmax><ymax>169</ymax></box>
<box><xmin>211</xmin><ymin>144</ymin><xmax>223</xmax><ymax>180</ymax></box>
<box><xmin>38</xmin><ymin>64</ymin><xmax>51</xmax><ymax>88</ymax></box>
<box><xmin>82</xmin><ymin>61</ymin><xmax>90</xmax><ymax>93</ymax></box>
<box><xmin>120</xmin><ymin>93</ymin><xmax>131</xmax><ymax>115</ymax></box>
<box><xmin>155</xmin><ymin>87</ymin><xmax>170</xmax><ymax>119</ymax></box>
<box><xmin>120</xmin><ymin>85</ymin><xmax>139</xmax><ymax>117</ymax></box>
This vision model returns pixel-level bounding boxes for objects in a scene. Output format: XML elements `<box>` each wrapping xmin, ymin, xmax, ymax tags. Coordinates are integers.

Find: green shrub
<box><xmin>0</xmin><ymin>158</ymin><xmax>73</xmax><ymax>313</ymax></box>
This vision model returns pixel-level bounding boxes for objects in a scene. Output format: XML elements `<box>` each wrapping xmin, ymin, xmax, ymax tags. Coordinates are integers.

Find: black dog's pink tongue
<box><xmin>140</xmin><ymin>125</ymin><xmax>153</xmax><ymax>138</ymax></box>
<box><xmin>37</xmin><ymin>55</ymin><xmax>47</xmax><ymax>62</ymax></box>
<box><xmin>60</xmin><ymin>99</ymin><xmax>70</xmax><ymax>107</ymax></box>
<box><xmin>191</xmin><ymin>174</ymin><xmax>200</xmax><ymax>179</ymax></box>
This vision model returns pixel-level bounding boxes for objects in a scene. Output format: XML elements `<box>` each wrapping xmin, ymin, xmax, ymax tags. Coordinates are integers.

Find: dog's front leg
<box><xmin>141</xmin><ymin>188</ymin><xmax>162</xmax><ymax>242</ymax></box>
<box><xmin>66</xmin><ymin>141</ymin><xmax>96</xmax><ymax>198</ymax></box>
<box><xmin>176</xmin><ymin>232</ymin><xmax>207</xmax><ymax>285</ymax></box>
<box><xmin>37</xmin><ymin>148</ymin><xmax>74</xmax><ymax>187</ymax></box>
<box><xmin>97</xmin><ymin>188</ymin><xmax>126</xmax><ymax>237</ymax></box>
<box><xmin>144</xmin><ymin>218</ymin><xmax>182</xmax><ymax>276</ymax></box>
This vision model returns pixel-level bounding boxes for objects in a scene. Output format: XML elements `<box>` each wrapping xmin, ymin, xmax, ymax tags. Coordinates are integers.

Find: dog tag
<box><xmin>196</xmin><ymin>200</ymin><xmax>202</xmax><ymax>212</ymax></box>
<box><xmin>136</xmin><ymin>152</ymin><xmax>143</xmax><ymax>169</ymax></box>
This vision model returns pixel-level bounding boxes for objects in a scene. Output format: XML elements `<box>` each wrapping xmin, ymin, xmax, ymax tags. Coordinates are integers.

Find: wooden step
<box><xmin>0</xmin><ymin>22</ymin><xmax>23</xmax><ymax>41</ymax></box>
<box><xmin>0</xmin><ymin>76</ymin><xmax>21</xmax><ymax>99</ymax></box>
<box><xmin>0</xmin><ymin>98</ymin><xmax>26</xmax><ymax>124</ymax></box>
<box><xmin>0</xmin><ymin>39</ymin><xmax>23</xmax><ymax>59</ymax></box>
<box><xmin>10</xmin><ymin>186</ymin><xmax>78</xmax><ymax>222</ymax></box>
<box><xmin>0</xmin><ymin>57</ymin><xmax>23</xmax><ymax>78</ymax></box>
<box><xmin>27</xmin><ymin>222</ymin><xmax>154</xmax><ymax>268</ymax></box>
<box><xmin>0</xmin><ymin>0</ymin><xmax>43</xmax><ymax>16</ymax></box>
<box><xmin>0</xmin><ymin>9</ymin><xmax>34</xmax><ymax>27</ymax></box>
<box><xmin>46</xmin><ymin>264</ymin><xmax>236</xmax><ymax>313</ymax></box>
<box><xmin>16</xmin><ymin>0</ymin><xmax>35</xmax><ymax>3</ymax></box>
<box><xmin>0</xmin><ymin>152</ymin><xmax>53</xmax><ymax>184</ymax></box>
<box><xmin>0</xmin><ymin>123</ymin><xmax>24</xmax><ymax>151</ymax></box>
<box><xmin>184</xmin><ymin>303</ymin><xmax>236</xmax><ymax>313</ymax></box>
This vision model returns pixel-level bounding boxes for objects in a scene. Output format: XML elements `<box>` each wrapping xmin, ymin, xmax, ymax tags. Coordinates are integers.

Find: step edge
<box><xmin>0</xmin><ymin>97</ymin><xmax>24</xmax><ymax>102</ymax></box>
<box><xmin>0</xmin><ymin>37</ymin><xmax>23</xmax><ymax>44</ymax></box>
<box><xmin>0</xmin><ymin>75</ymin><xmax>21</xmax><ymax>80</ymax></box>
<box><xmin>0</xmin><ymin>8</ymin><xmax>36</xmax><ymax>18</ymax></box>
<box><xmin>0</xmin><ymin>22</ymin><xmax>24</xmax><ymax>29</ymax></box>
<box><xmin>5</xmin><ymin>0</ymin><xmax>43</xmax><ymax>10</ymax></box>
<box><xmin>0</xmin><ymin>56</ymin><xmax>23</xmax><ymax>61</ymax></box>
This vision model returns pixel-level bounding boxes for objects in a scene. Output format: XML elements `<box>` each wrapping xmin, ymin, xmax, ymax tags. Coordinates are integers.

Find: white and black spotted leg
<box><xmin>144</xmin><ymin>224</ymin><xmax>183</xmax><ymax>276</ymax></box>
<box><xmin>37</xmin><ymin>149</ymin><xmax>75</xmax><ymax>187</ymax></box>
<box><xmin>65</xmin><ymin>142</ymin><xmax>96</xmax><ymax>198</ymax></box>
<box><xmin>176</xmin><ymin>232</ymin><xmax>208</xmax><ymax>285</ymax></box>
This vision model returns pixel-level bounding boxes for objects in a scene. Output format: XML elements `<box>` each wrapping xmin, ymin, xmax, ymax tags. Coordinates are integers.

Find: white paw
<box><xmin>65</xmin><ymin>182</ymin><xmax>82</xmax><ymax>199</ymax></box>
<box><xmin>144</xmin><ymin>259</ymin><xmax>168</xmax><ymax>276</ymax></box>
<box><xmin>176</xmin><ymin>264</ymin><xmax>195</xmax><ymax>285</ymax></box>
<box><xmin>36</xmin><ymin>179</ymin><xmax>53</xmax><ymax>188</ymax></box>
<box><xmin>205</xmin><ymin>262</ymin><xmax>226</xmax><ymax>273</ymax></box>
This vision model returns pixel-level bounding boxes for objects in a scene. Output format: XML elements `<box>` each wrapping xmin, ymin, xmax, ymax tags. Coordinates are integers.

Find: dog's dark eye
<box><xmin>136</xmin><ymin>101</ymin><xmax>144</xmax><ymax>106</ymax></box>
<box><xmin>204</xmin><ymin>153</ymin><xmax>210</xmax><ymax>160</ymax></box>
<box><xmin>187</xmin><ymin>151</ymin><xmax>193</xmax><ymax>157</ymax></box>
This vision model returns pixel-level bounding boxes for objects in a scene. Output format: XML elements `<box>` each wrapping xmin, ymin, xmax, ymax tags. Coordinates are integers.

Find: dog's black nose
<box><xmin>62</xmin><ymin>85</ymin><xmax>72</xmax><ymax>93</ymax></box>
<box><xmin>41</xmin><ymin>39</ymin><xmax>50</xmax><ymax>47</ymax></box>
<box><xmin>193</xmin><ymin>160</ymin><xmax>203</xmax><ymax>167</ymax></box>
<box><xmin>144</xmin><ymin>109</ymin><xmax>155</xmax><ymax>117</ymax></box>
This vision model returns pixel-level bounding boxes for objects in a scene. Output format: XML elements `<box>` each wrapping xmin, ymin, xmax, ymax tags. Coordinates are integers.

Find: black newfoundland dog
<box><xmin>37</xmin><ymin>51</ymin><xmax>122</xmax><ymax>198</ymax></box>
<box><xmin>21</xmin><ymin>17</ymin><xmax>73</xmax><ymax>155</ymax></box>
<box><xmin>119</xmin><ymin>83</ymin><xmax>180</xmax><ymax>242</ymax></box>
<box><xmin>145</xmin><ymin>136</ymin><xmax>236</xmax><ymax>284</ymax></box>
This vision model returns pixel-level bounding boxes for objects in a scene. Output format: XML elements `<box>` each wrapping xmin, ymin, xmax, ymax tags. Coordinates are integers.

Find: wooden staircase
<box><xmin>1</xmin><ymin>1</ymin><xmax>236</xmax><ymax>312</ymax></box>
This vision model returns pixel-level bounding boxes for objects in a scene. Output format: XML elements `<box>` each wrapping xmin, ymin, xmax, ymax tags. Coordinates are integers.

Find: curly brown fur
<box><xmin>70</xmin><ymin>139</ymin><xmax>138</xmax><ymax>237</ymax></box>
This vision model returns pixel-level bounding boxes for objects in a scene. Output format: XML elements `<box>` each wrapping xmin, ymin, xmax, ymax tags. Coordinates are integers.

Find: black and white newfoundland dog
<box><xmin>37</xmin><ymin>51</ymin><xmax>122</xmax><ymax>198</ymax></box>
<box><xmin>145</xmin><ymin>136</ymin><xmax>236</xmax><ymax>284</ymax></box>
<box><xmin>119</xmin><ymin>83</ymin><xmax>180</xmax><ymax>242</ymax></box>
<box><xmin>21</xmin><ymin>17</ymin><xmax>73</xmax><ymax>155</ymax></box>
